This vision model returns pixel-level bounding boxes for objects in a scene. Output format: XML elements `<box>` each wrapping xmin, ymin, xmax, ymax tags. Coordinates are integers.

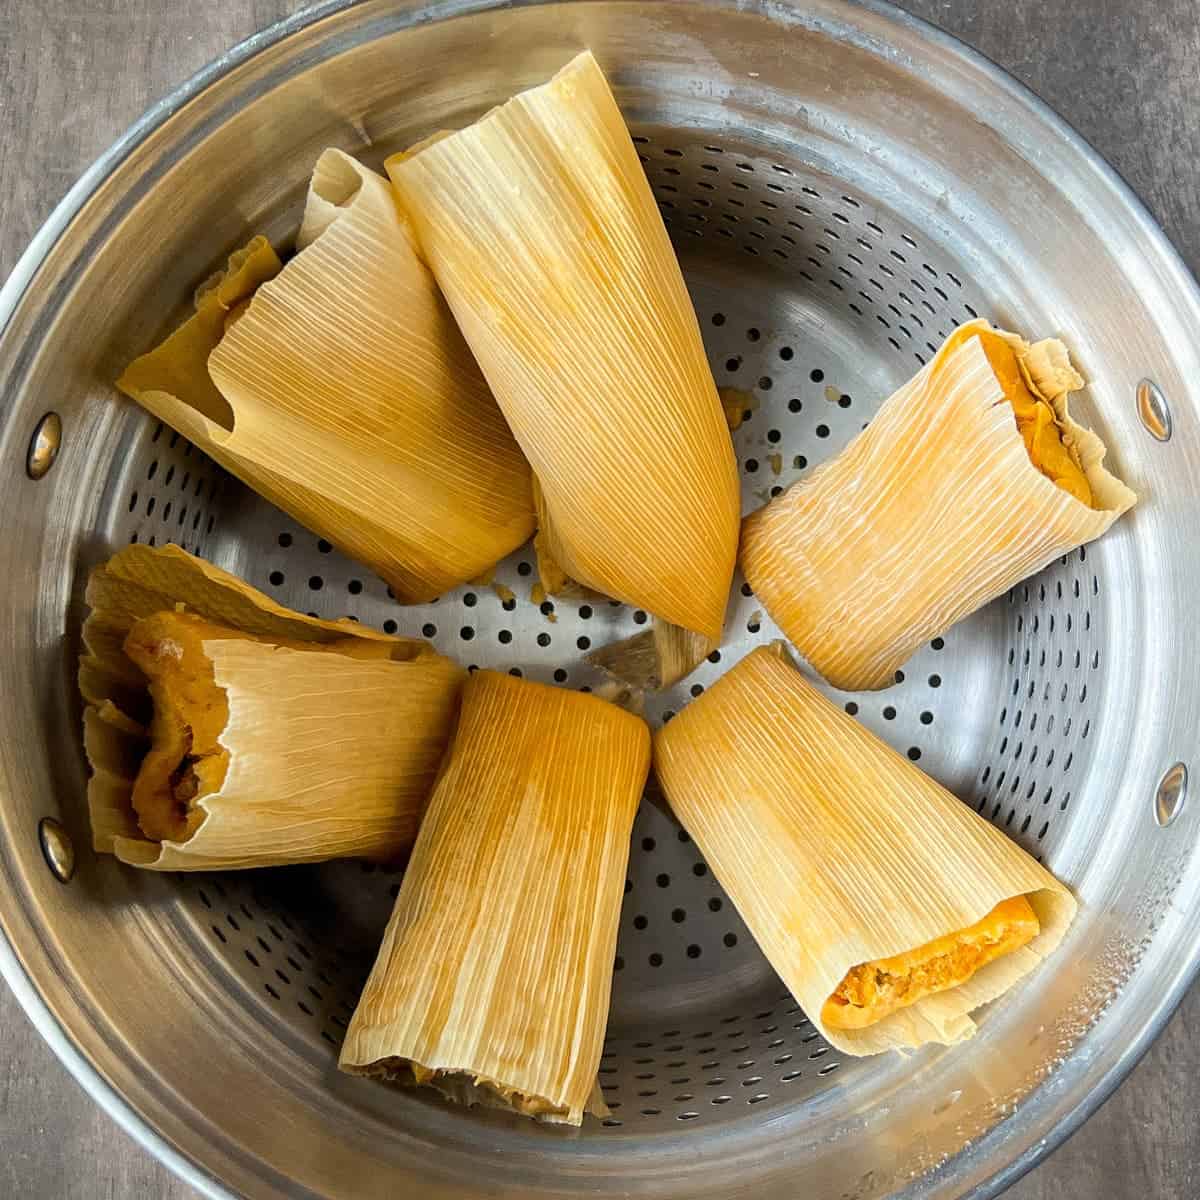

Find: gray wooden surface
<box><xmin>1</xmin><ymin>1</ymin><xmax>1197</xmax><ymax>1196</ymax></box>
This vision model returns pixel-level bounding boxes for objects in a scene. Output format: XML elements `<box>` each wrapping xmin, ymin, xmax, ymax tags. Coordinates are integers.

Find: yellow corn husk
<box><xmin>80</xmin><ymin>543</ymin><xmax>464</xmax><ymax>870</ymax></box>
<box><xmin>653</xmin><ymin>645</ymin><xmax>1077</xmax><ymax>1056</ymax></box>
<box><xmin>530</xmin><ymin>475</ymin><xmax>589</xmax><ymax>601</ymax></box>
<box><xmin>117</xmin><ymin>149</ymin><xmax>534</xmax><ymax>603</ymax></box>
<box><xmin>387</xmin><ymin>52</ymin><xmax>740</xmax><ymax>642</ymax></box>
<box><xmin>740</xmin><ymin>322</ymin><xmax>1137</xmax><ymax>692</ymax></box>
<box><xmin>587</xmin><ymin>621</ymin><xmax>716</xmax><ymax>692</ymax></box>
<box><xmin>340</xmin><ymin>670</ymin><xmax>650</xmax><ymax>1124</ymax></box>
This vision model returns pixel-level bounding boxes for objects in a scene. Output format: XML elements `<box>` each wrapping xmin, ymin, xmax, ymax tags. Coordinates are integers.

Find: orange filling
<box><xmin>944</xmin><ymin>327</ymin><xmax>1093</xmax><ymax>507</ymax></box>
<box><xmin>822</xmin><ymin>896</ymin><xmax>1040</xmax><ymax>1030</ymax></box>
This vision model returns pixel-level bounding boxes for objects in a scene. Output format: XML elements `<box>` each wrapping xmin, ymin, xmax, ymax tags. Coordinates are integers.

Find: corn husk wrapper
<box><xmin>533</xmin><ymin>525</ymin><xmax>584</xmax><ymax>601</ymax></box>
<box><xmin>740</xmin><ymin>322</ymin><xmax>1137</xmax><ymax>691</ymax></box>
<box><xmin>117</xmin><ymin>149</ymin><xmax>534</xmax><ymax>602</ymax></box>
<box><xmin>529</xmin><ymin>476</ymin><xmax>588</xmax><ymax>601</ymax></box>
<box><xmin>532</xmin><ymin>473</ymin><xmax>716</xmax><ymax>692</ymax></box>
<box><xmin>80</xmin><ymin>543</ymin><xmax>464</xmax><ymax>870</ymax></box>
<box><xmin>653</xmin><ymin>645</ymin><xmax>1077</xmax><ymax>1056</ymax></box>
<box><xmin>587</xmin><ymin>621</ymin><xmax>716</xmax><ymax>692</ymax></box>
<box><xmin>340</xmin><ymin>670</ymin><xmax>649</xmax><ymax>1124</ymax></box>
<box><xmin>387</xmin><ymin>52</ymin><xmax>740</xmax><ymax>641</ymax></box>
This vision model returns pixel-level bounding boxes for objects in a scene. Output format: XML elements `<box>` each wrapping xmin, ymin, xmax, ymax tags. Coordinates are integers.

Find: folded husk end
<box><xmin>338</xmin><ymin>1054</ymin><xmax>608</xmax><ymax>1126</ymax></box>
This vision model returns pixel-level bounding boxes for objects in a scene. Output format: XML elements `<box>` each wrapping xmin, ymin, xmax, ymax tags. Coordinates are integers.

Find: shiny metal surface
<box><xmin>25</xmin><ymin>411</ymin><xmax>61</xmax><ymax>480</ymax></box>
<box><xmin>36</xmin><ymin>818</ymin><xmax>75</xmax><ymax>884</ymax></box>
<box><xmin>1</xmin><ymin>2</ymin><xmax>1199</xmax><ymax>1199</ymax></box>
<box><xmin>1136</xmin><ymin>378</ymin><xmax>1173</xmax><ymax>442</ymax></box>
<box><xmin>1155</xmin><ymin>763</ymin><xmax>1188</xmax><ymax>829</ymax></box>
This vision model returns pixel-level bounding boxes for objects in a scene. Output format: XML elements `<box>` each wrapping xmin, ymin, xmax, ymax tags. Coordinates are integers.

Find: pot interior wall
<box><xmin>1</xmin><ymin>5</ymin><xmax>1197</xmax><ymax>1199</ymax></box>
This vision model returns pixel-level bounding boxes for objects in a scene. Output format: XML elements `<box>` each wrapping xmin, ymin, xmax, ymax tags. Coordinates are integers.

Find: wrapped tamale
<box><xmin>740</xmin><ymin>322</ymin><xmax>1137</xmax><ymax>691</ymax></box>
<box><xmin>387</xmin><ymin>52</ymin><xmax>740</xmax><ymax>646</ymax></box>
<box><xmin>117</xmin><ymin>149</ymin><xmax>534</xmax><ymax>602</ymax></box>
<box><xmin>81</xmin><ymin>543</ymin><xmax>463</xmax><ymax>870</ymax></box>
<box><xmin>340</xmin><ymin>670</ymin><xmax>649</xmax><ymax>1124</ymax></box>
<box><xmin>653</xmin><ymin>645</ymin><xmax>1077</xmax><ymax>1055</ymax></box>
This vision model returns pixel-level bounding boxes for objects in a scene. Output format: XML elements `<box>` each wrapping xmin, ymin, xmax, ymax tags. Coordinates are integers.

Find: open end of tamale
<box><xmin>122</xmin><ymin>165</ymin><xmax>368</xmax><ymax>441</ymax></box>
<box><xmin>121</xmin><ymin>609</ymin><xmax>399</xmax><ymax>849</ymax></box>
<box><xmin>822</xmin><ymin>896</ymin><xmax>1041</xmax><ymax>1030</ymax></box>
<box><xmin>344</xmin><ymin>1057</ymin><xmax>602</xmax><ymax>1123</ymax></box>
<box><xmin>123</xmin><ymin>612</ymin><xmax>232</xmax><ymax>844</ymax></box>
<box><xmin>945</xmin><ymin>327</ymin><xmax>1093</xmax><ymax>506</ymax></box>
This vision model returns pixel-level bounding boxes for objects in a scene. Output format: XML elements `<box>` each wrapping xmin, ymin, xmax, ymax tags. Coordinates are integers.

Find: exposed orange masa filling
<box><xmin>944</xmin><ymin>327</ymin><xmax>1093</xmax><ymax>507</ymax></box>
<box><xmin>123</xmin><ymin>610</ymin><xmax>395</xmax><ymax>845</ymax></box>
<box><xmin>823</xmin><ymin>896</ymin><xmax>1040</xmax><ymax>1030</ymax></box>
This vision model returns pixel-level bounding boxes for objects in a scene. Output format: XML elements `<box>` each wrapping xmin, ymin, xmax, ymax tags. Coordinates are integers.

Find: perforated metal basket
<box><xmin>2</xmin><ymin>2</ymin><xmax>1199</xmax><ymax>1197</ymax></box>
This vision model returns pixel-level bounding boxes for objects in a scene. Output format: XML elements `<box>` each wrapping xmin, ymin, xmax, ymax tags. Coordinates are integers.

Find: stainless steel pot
<box><xmin>2</xmin><ymin>2</ymin><xmax>1198</xmax><ymax>1197</ymax></box>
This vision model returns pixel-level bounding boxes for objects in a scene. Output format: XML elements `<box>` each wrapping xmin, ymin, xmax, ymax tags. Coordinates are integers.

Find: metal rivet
<box><xmin>1136</xmin><ymin>379</ymin><xmax>1172</xmax><ymax>442</ymax></box>
<box><xmin>38</xmin><ymin>817</ymin><xmax>75</xmax><ymax>882</ymax></box>
<box><xmin>1154</xmin><ymin>762</ymin><xmax>1187</xmax><ymax>827</ymax></box>
<box><xmin>26</xmin><ymin>412</ymin><xmax>62</xmax><ymax>479</ymax></box>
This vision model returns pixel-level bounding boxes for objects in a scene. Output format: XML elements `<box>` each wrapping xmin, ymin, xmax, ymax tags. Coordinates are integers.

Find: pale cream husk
<box><xmin>653</xmin><ymin>645</ymin><xmax>1078</xmax><ymax>1056</ymax></box>
<box><xmin>340</xmin><ymin>669</ymin><xmax>650</xmax><ymax>1124</ymax></box>
<box><xmin>116</xmin><ymin>149</ymin><xmax>534</xmax><ymax>603</ymax></box>
<box><xmin>81</xmin><ymin>543</ymin><xmax>464</xmax><ymax>869</ymax></box>
<box><xmin>387</xmin><ymin>51</ymin><xmax>740</xmax><ymax>641</ymax></box>
<box><xmin>740</xmin><ymin>321</ymin><xmax>1137</xmax><ymax>691</ymax></box>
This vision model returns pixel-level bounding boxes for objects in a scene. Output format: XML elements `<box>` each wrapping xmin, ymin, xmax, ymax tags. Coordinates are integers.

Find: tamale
<box><xmin>740</xmin><ymin>321</ymin><xmax>1137</xmax><ymax>691</ymax></box>
<box><xmin>653</xmin><ymin>645</ymin><xmax>1077</xmax><ymax>1055</ymax></box>
<box><xmin>387</xmin><ymin>52</ymin><xmax>740</xmax><ymax>643</ymax></box>
<box><xmin>80</xmin><ymin>543</ymin><xmax>464</xmax><ymax>870</ymax></box>
<box><xmin>117</xmin><ymin>149</ymin><xmax>534</xmax><ymax>603</ymax></box>
<box><xmin>340</xmin><ymin>670</ymin><xmax>649</xmax><ymax>1124</ymax></box>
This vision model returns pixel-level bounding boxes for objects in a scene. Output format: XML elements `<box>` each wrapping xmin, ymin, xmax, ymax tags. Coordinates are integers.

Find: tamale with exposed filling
<box><xmin>117</xmin><ymin>149</ymin><xmax>534</xmax><ymax>602</ymax></box>
<box><xmin>387</xmin><ymin>52</ymin><xmax>740</xmax><ymax>649</ymax></box>
<box><xmin>80</xmin><ymin>543</ymin><xmax>463</xmax><ymax>870</ymax></box>
<box><xmin>740</xmin><ymin>322</ymin><xmax>1136</xmax><ymax>691</ymax></box>
<box><xmin>340</xmin><ymin>670</ymin><xmax>649</xmax><ymax>1124</ymax></box>
<box><xmin>653</xmin><ymin>645</ymin><xmax>1077</xmax><ymax>1055</ymax></box>
<box><xmin>823</xmin><ymin>896</ymin><xmax>1041</xmax><ymax>1030</ymax></box>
